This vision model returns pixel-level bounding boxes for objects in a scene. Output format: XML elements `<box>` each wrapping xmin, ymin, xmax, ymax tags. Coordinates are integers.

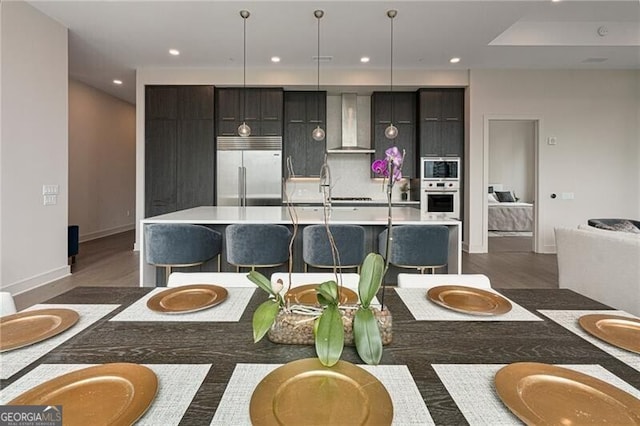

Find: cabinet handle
<box><xmin>289</xmin><ymin>119</ymin><xmax>304</xmax><ymax>123</ymax></box>
<box><xmin>245</xmin><ymin>117</ymin><xmax>258</xmax><ymax>120</ymax></box>
<box><xmin>445</xmin><ymin>153</ymin><xmax>459</xmax><ymax>157</ymax></box>
<box><xmin>423</xmin><ymin>118</ymin><xmax>439</xmax><ymax>121</ymax></box>
<box><xmin>397</xmin><ymin>120</ymin><xmax>411</xmax><ymax>124</ymax></box>
<box><xmin>221</xmin><ymin>117</ymin><xmax>236</xmax><ymax>121</ymax></box>
<box><xmin>221</xmin><ymin>132</ymin><xmax>235</xmax><ymax>136</ymax></box>
<box><xmin>264</xmin><ymin>133</ymin><xmax>279</xmax><ymax>136</ymax></box>
<box><xmin>445</xmin><ymin>117</ymin><xmax>459</xmax><ymax>121</ymax></box>
<box><xmin>379</xmin><ymin>120</ymin><xmax>391</xmax><ymax>124</ymax></box>
<box><xmin>263</xmin><ymin>116</ymin><xmax>278</xmax><ymax>120</ymax></box>
<box><xmin>309</xmin><ymin>120</ymin><xmax>323</xmax><ymax>124</ymax></box>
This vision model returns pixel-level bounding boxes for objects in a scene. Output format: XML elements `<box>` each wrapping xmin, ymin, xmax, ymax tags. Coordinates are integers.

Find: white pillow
<box><xmin>488</xmin><ymin>193</ymin><xmax>499</xmax><ymax>204</ymax></box>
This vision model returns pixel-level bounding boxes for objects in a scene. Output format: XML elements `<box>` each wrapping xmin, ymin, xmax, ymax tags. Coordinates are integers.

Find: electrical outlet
<box><xmin>547</xmin><ymin>136</ymin><xmax>557</xmax><ymax>146</ymax></box>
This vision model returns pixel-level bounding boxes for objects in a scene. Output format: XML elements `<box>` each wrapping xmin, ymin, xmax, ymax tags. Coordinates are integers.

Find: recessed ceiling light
<box><xmin>113</xmin><ymin>79</ymin><xmax>123</xmax><ymax>85</ymax></box>
<box><xmin>449</xmin><ymin>57</ymin><xmax>461</xmax><ymax>64</ymax></box>
<box><xmin>551</xmin><ymin>0</ymin><xmax>561</xmax><ymax>2</ymax></box>
<box><xmin>169</xmin><ymin>49</ymin><xmax>180</xmax><ymax>56</ymax></box>
<box><xmin>360</xmin><ymin>57</ymin><xmax>370</xmax><ymax>63</ymax></box>
<box><xmin>271</xmin><ymin>56</ymin><xmax>281</xmax><ymax>63</ymax></box>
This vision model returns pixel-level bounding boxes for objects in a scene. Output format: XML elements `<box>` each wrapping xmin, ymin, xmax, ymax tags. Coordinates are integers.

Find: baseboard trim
<box><xmin>5</xmin><ymin>266</ymin><xmax>71</xmax><ymax>295</ymax></box>
<box><xmin>80</xmin><ymin>223</ymin><xmax>135</xmax><ymax>243</ymax></box>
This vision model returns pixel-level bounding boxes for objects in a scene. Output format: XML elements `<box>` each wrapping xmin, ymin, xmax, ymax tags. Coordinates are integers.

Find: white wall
<box><xmin>69</xmin><ymin>80</ymin><xmax>136</xmax><ymax>242</ymax></box>
<box><xmin>467</xmin><ymin>70</ymin><xmax>640</xmax><ymax>254</ymax></box>
<box><xmin>1</xmin><ymin>1</ymin><xmax>69</xmax><ymax>293</ymax></box>
<box><xmin>488</xmin><ymin>120</ymin><xmax>535</xmax><ymax>203</ymax></box>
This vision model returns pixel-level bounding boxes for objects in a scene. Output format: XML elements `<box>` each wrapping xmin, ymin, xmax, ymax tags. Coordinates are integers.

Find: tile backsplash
<box><xmin>286</xmin><ymin>155</ymin><xmax>411</xmax><ymax>203</ymax></box>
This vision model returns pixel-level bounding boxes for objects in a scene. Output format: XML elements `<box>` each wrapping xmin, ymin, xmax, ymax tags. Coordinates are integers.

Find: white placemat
<box><xmin>395</xmin><ymin>288</ymin><xmax>542</xmax><ymax>321</ymax></box>
<box><xmin>109</xmin><ymin>287</ymin><xmax>255</xmax><ymax>322</ymax></box>
<box><xmin>539</xmin><ymin>310</ymin><xmax>640</xmax><ymax>373</ymax></box>
<box><xmin>0</xmin><ymin>304</ymin><xmax>119</xmax><ymax>380</ymax></box>
<box><xmin>433</xmin><ymin>363</ymin><xmax>640</xmax><ymax>426</ymax></box>
<box><xmin>211</xmin><ymin>363</ymin><xmax>434</xmax><ymax>425</ymax></box>
<box><xmin>0</xmin><ymin>363</ymin><xmax>210</xmax><ymax>426</ymax></box>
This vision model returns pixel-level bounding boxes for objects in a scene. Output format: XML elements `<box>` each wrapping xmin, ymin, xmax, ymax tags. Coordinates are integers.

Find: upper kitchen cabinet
<box><xmin>284</xmin><ymin>91</ymin><xmax>326</xmax><ymax>177</ymax></box>
<box><xmin>145</xmin><ymin>85</ymin><xmax>215</xmax><ymax>217</ymax></box>
<box><xmin>371</xmin><ymin>91</ymin><xmax>417</xmax><ymax>178</ymax></box>
<box><xmin>215</xmin><ymin>87</ymin><xmax>283</xmax><ymax>136</ymax></box>
<box><xmin>418</xmin><ymin>88</ymin><xmax>464</xmax><ymax>158</ymax></box>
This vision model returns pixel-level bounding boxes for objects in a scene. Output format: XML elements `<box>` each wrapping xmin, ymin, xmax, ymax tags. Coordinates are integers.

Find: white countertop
<box><xmin>142</xmin><ymin>206</ymin><xmax>460</xmax><ymax>226</ymax></box>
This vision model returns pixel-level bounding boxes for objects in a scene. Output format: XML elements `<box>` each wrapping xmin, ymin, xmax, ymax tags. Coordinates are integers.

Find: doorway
<box><xmin>487</xmin><ymin>119</ymin><xmax>537</xmax><ymax>253</ymax></box>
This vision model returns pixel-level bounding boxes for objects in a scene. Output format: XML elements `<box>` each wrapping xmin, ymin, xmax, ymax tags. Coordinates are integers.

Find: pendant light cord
<box><xmin>243</xmin><ymin>13</ymin><xmax>247</xmax><ymax>124</ymax></box>
<box><xmin>389</xmin><ymin>11</ymin><xmax>394</xmax><ymax>126</ymax></box>
<box><xmin>317</xmin><ymin>13</ymin><xmax>320</xmax><ymax>120</ymax></box>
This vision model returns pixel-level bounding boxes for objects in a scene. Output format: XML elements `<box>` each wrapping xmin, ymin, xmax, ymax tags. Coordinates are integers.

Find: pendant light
<box><xmin>384</xmin><ymin>10</ymin><xmax>398</xmax><ymax>140</ymax></box>
<box><xmin>238</xmin><ymin>10</ymin><xmax>251</xmax><ymax>137</ymax></box>
<box><xmin>312</xmin><ymin>10</ymin><xmax>326</xmax><ymax>141</ymax></box>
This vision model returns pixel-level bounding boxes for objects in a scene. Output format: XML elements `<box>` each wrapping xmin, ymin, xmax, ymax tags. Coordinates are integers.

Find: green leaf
<box><xmin>247</xmin><ymin>270</ymin><xmax>276</xmax><ymax>297</ymax></box>
<box><xmin>316</xmin><ymin>281</ymin><xmax>339</xmax><ymax>305</ymax></box>
<box><xmin>353</xmin><ymin>307</ymin><xmax>383</xmax><ymax>365</ymax></box>
<box><xmin>252</xmin><ymin>299</ymin><xmax>280</xmax><ymax>343</ymax></box>
<box><xmin>358</xmin><ymin>253</ymin><xmax>385</xmax><ymax>308</ymax></box>
<box><xmin>315</xmin><ymin>304</ymin><xmax>344</xmax><ymax>367</ymax></box>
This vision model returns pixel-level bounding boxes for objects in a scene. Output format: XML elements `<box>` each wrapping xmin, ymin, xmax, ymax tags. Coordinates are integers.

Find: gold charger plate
<box><xmin>250</xmin><ymin>358</ymin><xmax>392</xmax><ymax>426</ymax></box>
<box><xmin>146</xmin><ymin>284</ymin><xmax>228</xmax><ymax>313</ymax></box>
<box><xmin>579</xmin><ymin>314</ymin><xmax>640</xmax><ymax>354</ymax></box>
<box><xmin>426</xmin><ymin>285</ymin><xmax>512</xmax><ymax>316</ymax></box>
<box><xmin>8</xmin><ymin>363</ymin><xmax>158</xmax><ymax>425</ymax></box>
<box><xmin>0</xmin><ymin>308</ymin><xmax>80</xmax><ymax>352</ymax></box>
<box><xmin>495</xmin><ymin>362</ymin><xmax>640</xmax><ymax>425</ymax></box>
<box><xmin>284</xmin><ymin>284</ymin><xmax>358</xmax><ymax>306</ymax></box>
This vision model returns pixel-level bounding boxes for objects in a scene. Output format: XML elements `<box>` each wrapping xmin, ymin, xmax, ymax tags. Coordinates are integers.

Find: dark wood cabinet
<box><xmin>145</xmin><ymin>85</ymin><xmax>215</xmax><ymax>217</ymax></box>
<box><xmin>371</xmin><ymin>92</ymin><xmax>417</xmax><ymax>178</ymax></box>
<box><xmin>284</xmin><ymin>91</ymin><xmax>326</xmax><ymax>177</ymax></box>
<box><xmin>418</xmin><ymin>88</ymin><xmax>464</xmax><ymax>158</ymax></box>
<box><xmin>215</xmin><ymin>87</ymin><xmax>283</xmax><ymax>136</ymax></box>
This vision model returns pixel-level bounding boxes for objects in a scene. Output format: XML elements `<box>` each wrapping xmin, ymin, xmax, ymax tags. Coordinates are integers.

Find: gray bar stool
<box><xmin>225</xmin><ymin>224</ymin><xmax>292</xmax><ymax>272</ymax></box>
<box><xmin>303</xmin><ymin>224</ymin><xmax>365</xmax><ymax>272</ymax></box>
<box><xmin>379</xmin><ymin>225</ymin><xmax>449</xmax><ymax>274</ymax></box>
<box><xmin>144</xmin><ymin>224</ymin><xmax>222</xmax><ymax>286</ymax></box>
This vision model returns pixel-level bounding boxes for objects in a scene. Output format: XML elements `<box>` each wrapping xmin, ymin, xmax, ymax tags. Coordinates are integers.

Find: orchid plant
<box><xmin>247</xmin><ymin>150</ymin><xmax>403</xmax><ymax>368</ymax></box>
<box><xmin>371</xmin><ymin>146</ymin><xmax>405</xmax><ymax>307</ymax></box>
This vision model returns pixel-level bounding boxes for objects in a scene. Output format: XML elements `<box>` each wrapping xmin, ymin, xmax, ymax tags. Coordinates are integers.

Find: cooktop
<box><xmin>330</xmin><ymin>197</ymin><xmax>373</xmax><ymax>201</ymax></box>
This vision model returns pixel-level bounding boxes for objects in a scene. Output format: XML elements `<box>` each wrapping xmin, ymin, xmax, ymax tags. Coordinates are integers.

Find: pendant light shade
<box><xmin>238</xmin><ymin>10</ymin><xmax>251</xmax><ymax>137</ymax></box>
<box><xmin>312</xmin><ymin>9</ymin><xmax>325</xmax><ymax>142</ymax></box>
<box><xmin>385</xmin><ymin>10</ymin><xmax>398</xmax><ymax>140</ymax></box>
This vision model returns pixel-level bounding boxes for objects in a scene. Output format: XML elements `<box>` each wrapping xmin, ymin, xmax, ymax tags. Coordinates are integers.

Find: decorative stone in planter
<box><xmin>268</xmin><ymin>307</ymin><xmax>393</xmax><ymax>346</ymax></box>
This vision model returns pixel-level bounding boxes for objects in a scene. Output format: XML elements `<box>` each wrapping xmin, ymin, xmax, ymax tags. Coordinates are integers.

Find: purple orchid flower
<box><xmin>385</xmin><ymin>146</ymin><xmax>403</xmax><ymax>168</ymax></box>
<box><xmin>371</xmin><ymin>159</ymin><xmax>387</xmax><ymax>176</ymax></box>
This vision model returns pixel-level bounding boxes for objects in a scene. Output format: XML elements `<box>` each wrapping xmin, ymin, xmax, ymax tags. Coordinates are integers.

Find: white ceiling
<box><xmin>28</xmin><ymin>0</ymin><xmax>640</xmax><ymax>104</ymax></box>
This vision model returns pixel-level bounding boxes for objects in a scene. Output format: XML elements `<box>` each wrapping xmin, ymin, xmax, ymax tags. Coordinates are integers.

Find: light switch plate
<box><xmin>547</xmin><ymin>136</ymin><xmax>557</xmax><ymax>145</ymax></box>
<box><xmin>42</xmin><ymin>184</ymin><xmax>59</xmax><ymax>195</ymax></box>
<box><xmin>43</xmin><ymin>194</ymin><xmax>57</xmax><ymax>205</ymax></box>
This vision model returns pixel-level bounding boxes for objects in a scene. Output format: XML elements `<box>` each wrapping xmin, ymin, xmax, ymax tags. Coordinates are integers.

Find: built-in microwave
<box><xmin>421</xmin><ymin>157</ymin><xmax>460</xmax><ymax>181</ymax></box>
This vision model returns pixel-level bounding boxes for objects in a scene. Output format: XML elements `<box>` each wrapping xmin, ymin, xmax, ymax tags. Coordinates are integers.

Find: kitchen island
<box><xmin>139</xmin><ymin>206</ymin><xmax>461</xmax><ymax>287</ymax></box>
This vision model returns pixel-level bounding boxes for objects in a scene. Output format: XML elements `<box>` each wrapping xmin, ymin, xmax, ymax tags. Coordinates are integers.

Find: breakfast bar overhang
<box><xmin>139</xmin><ymin>206</ymin><xmax>462</xmax><ymax>287</ymax></box>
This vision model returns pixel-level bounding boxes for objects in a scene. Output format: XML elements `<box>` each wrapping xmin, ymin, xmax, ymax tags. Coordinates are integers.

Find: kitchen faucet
<box><xmin>319</xmin><ymin>157</ymin><xmax>331</xmax><ymax>209</ymax></box>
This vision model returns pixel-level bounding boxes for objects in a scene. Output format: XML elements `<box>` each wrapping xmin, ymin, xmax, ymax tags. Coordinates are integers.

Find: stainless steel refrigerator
<box><xmin>216</xmin><ymin>136</ymin><xmax>282</xmax><ymax>206</ymax></box>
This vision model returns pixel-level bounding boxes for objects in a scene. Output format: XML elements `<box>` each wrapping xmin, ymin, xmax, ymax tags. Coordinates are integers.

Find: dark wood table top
<box><xmin>1</xmin><ymin>287</ymin><xmax>638</xmax><ymax>425</ymax></box>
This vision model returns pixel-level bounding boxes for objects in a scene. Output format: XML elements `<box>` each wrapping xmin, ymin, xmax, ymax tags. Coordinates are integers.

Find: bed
<box><xmin>487</xmin><ymin>190</ymin><xmax>533</xmax><ymax>232</ymax></box>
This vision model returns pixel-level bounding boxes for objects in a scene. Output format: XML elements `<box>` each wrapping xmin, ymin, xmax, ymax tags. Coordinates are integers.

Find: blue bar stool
<box><xmin>144</xmin><ymin>224</ymin><xmax>222</xmax><ymax>286</ymax></box>
<box><xmin>379</xmin><ymin>225</ymin><xmax>449</xmax><ymax>274</ymax></box>
<box><xmin>302</xmin><ymin>224</ymin><xmax>365</xmax><ymax>272</ymax></box>
<box><xmin>225</xmin><ymin>224</ymin><xmax>292</xmax><ymax>272</ymax></box>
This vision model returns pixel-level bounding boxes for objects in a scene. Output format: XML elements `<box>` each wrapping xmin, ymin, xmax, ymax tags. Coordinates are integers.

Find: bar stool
<box><xmin>144</xmin><ymin>224</ymin><xmax>223</xmax><ymax>286</ymax></box>
<box><xmin>225</xmin><ymin>224</ymin><xmax>291</xmax><ymax>272</ymax></box>
<box><xmin>302</xmin><ymin>224</ymin><xmax>365</xmax><ymax>272</ymax></box>
<box><xmin>379</xmin><ymin>225</ymin><xmax>449</xmax><ymax>274</ymax></box>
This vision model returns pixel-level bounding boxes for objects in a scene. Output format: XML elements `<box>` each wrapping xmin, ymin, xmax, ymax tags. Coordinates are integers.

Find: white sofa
<box><xmin>555</xmin><ymin>226</ymin><xmax>640</xmax><ymax>316</ymax></box>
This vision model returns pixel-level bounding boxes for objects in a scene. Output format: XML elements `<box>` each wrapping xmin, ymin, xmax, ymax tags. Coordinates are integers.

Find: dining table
<box><xmin>1</xmin><ymin>283</ymin><xmax>639</xmax><ymax>425</ymax></box>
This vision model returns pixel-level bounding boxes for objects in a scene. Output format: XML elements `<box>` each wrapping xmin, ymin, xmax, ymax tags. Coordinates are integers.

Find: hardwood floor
<box><xmin>14</xmin><ymin>229</ymin><xmax>558</xmax><ymax>309</ymax></box>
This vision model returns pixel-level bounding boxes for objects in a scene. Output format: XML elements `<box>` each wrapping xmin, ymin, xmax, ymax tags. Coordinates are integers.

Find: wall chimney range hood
<box><xmin>326</xmin><ymin>93</ymin><xmax>375</xmax><ymax>154</ymax></box>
